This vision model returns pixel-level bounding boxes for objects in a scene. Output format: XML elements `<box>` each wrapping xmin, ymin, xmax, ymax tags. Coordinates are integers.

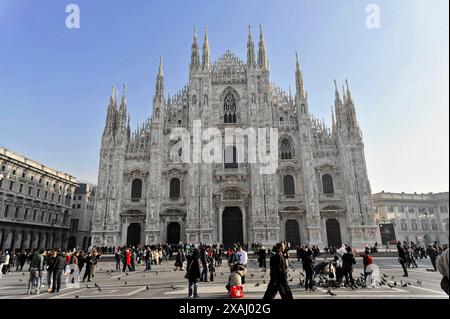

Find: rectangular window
<box><xmin>77</xmin><ymin>204</ymin><xmax>81</xmax><ymax>209</ymax></box>
<box><xmin>78</xmin><ymin>196</ymin><xmax>82</xmax><ymax>200</ymax></box>
<box><xmin>408</xmin><ymin>207</ymin><xmax>415</xmax><ymax>213</ymax></box>
<box><xmin>51</xmin><ymin>193</ymin><xmax>55</xmax><ymax>201</ymax></box>
<box><xmin>28</xmin><ymin>186</ymin><xmax>32</xmax><ymax>196</ymax></box>
<box><xmin>388</xmin><ymin>206</ymin><xmax>394</xmax><ymax>213</ymax></box>
<box><xmin>45</xmin><ymin>191</ymin><xmax>48</xmax><ymax>200</ymax></box>
<box><xmin>1</xmin><ymin>165</ymin><xmax>5</xmax><ymax>171</ymax></box>
<box><xmin>70</xmin><ymin>219</ymin><xmax>79</xmax><ymax>232</ymax></box>
<box><xmin>22</xmin><ymin>172</ymin><xmax>25</xmax><ymax>178</ymax></box>
<box><xmin>0</xmin><ymin>179</ymin><xmax>2</xmax><ymax>189</ymax></box>
<box><xmin>37</xmin><ymin>189</ymin><xmax>40</xmax><ymax>198</ymax></box>
<box><xmin>4</xmin><ymin>205</ymin><xmax>9</xmax><ymax>217</ymax></box>
<box><xmin>58</xmin><ymin>195</ymin><xmax>61</xmax><ymax>202</ymax></box>
<box><xmin>33</xmin><ymin>210</ymin><xmax>37</xmax><ymax>221</ymax></box>
<box><xmin>9</xmin><ymin>181</ymin><xmax>13</xmax><ymax>190</ymax></box>
<box><xmin>19</xmin><ymin>184</ymin><xmax>23</xmax><ymax>193</ymax></box>
<box><xmin>12</xmin><ymin>169</ymin><xmax>16</xmax><ymax>175</ymax></box>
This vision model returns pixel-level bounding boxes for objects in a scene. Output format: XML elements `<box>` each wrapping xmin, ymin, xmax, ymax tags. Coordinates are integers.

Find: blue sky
<box><xmin>0</xmin><ymin>0</ymin><xmax>448</xmax><ymax>193</ymax></box>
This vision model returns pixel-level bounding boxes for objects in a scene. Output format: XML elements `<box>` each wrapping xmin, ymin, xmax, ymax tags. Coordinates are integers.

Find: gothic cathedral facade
<box><xmin>91</xmin><ymin>26</ymin><xmax>380</xmax><ymax>249</ymax></box>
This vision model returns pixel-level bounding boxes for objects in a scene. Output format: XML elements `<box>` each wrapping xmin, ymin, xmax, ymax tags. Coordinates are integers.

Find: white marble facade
<box><xmin>91</xmin><ymin>26</ymin><xmax>379</xmax><ymax>249</ymax></box>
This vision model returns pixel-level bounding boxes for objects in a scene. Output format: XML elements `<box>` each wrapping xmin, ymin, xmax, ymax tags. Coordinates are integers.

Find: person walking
<box><xmin>82</xmin><ymin>252</ymin><xmax>93</xmax><ymax>282</ymax></box>
<box><xmin>342</xmin><ymin>246</ymin><xmax>357</xmax><ymax>289</ymax></box>
<box><xmin>258</xmin><ymin>246</ymin><xmax>267</xmax><ymax>272</ymax></box>
<box><xmin>263</xmin><ymin>242</ymin><xmax>293</xmax><ymax>300</ymax></box>
<box><xmin>46</xmin><ymin>250</ymin><xmax>56</xmax><ymax>292</ymax></box>
<box><xmin>234</xmin><ymin>245</ymin><xmax>248</xmax><ymax>285</ymax></box>
<box><xmin>200</xmin><ymin>246</ymin><xmax>209</xmax><ymax>282</ymax></box>
<box><xmin>397</xmin><ymin>241</ymin><xmax>408</xmax><ymax>277</ymax></box>
<box><xmin>50</xmin><ymin>251</ymin><xmax>67</xmax><ymax>293</ymax></box>
<box><xmin>426</xmin><ymin>245</ymin><xmax>439</xmax><ymax>272</ymax></box>
<box><xmin>114</xmin><ymin>249</ymin><xmax>121</xmax><ymax>271</ymax></box>
<box><xmin>27</xmin><ymin>250</ymin><xmax>44</xmax><ymax>295</ymax></box>
<box><xmin>186</xmin><ymin>247</ymin><xmax>201</xmax><ymax>298</ymax></box>
<box><xmin>437</xmin><ymin>248</ymin><xmax>449</xmax><ymax>295</ymax></box>
<box><xmin>144</xmin><ymin>247</ymin><xmax>152</xmax><ymax>271</ymax></box>
<box><xmin>175</xmin><ymin>247</ymin><xmax>185</xmax><ymax>271</ymax></box>
<box><xmin>302</xmin><ymin>248</ymin><xmax>315</xmax><ymax>291</ymax></box>
<box><xmin>0</xmin><ymin>251</ymin><xmax>5</xmax><ymax>279</ymax></box>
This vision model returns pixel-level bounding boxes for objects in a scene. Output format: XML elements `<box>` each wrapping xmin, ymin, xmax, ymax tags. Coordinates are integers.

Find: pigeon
<box><xmin>250</xmin><ymin>274</ymin><xmax>254</xmax><ymax>278</ymax></box>
<box><xmin>86</xmin><ymin>284</ymin><xmax>90</xmax><ymax>289</ymax></box>
<box><xmin>388</xmin><ymin>283</ymin><xmax>394</xmax><ymax>288</ymax></box>
<box><xmin>254</xmin><ymin>282</ymin><xmax>260</xmax><ymax>287</ymax></box>
<box><xmin>327</xmin><ymin>288</ymin><xmax>337</xmax><ymax>296</ymax></box>
<box><xmin>22</xmin><ymin>273</ymin><xmax>25</xmax><ymax>276</ymax></box>
<box><xmin>125</xmin><ymin>272</ymin><xmax>129</xmax><ymax>276</ymax></box>
<box><xmin>19</xmin><ymin>279</ymin><xmax>22</xmax><ymax>282</ymax></box>
<box><xmin>171</xmin><ymin>284</ymin><xmax>177</xmax><ymax>289</ymax></box>
<box><xmin>118</xmin><ymin>277</ymin><xmax>121</xmax><ymax>280</ymax></box>
<box><xmin>95</xmin><ymin>283</ymin><xmax>102</xmax><ymax>292</ymax></box>
<box><xmin>146</xmin><ymin>286</ymin><xmax>149</xmax><ymax>290</ymax></box>
<box><xmin>220</xmin><ymin>272</ymin><xmax>224</xmax><ymax>276</ymax></box>
<box><xmin>260</xmin><ymin>275</ymin><xmax>265</xmax><ymax>278</ymax></box>
<box><xmin>383</xmin><ymin>273</ymin><xmax>389</xmax><ymax>278</ymax></box>
<box><xmin>263</xmin><ymin>280</ymin><xmax>266</xmax><ymax>284</ymax></box>
<box><xmin>416</xmin><ymin>280</ymin><xmax>422</xmax><ymax>286</ymax></box>
<box><xmin>402</xmin><ymin>283</ymin><xmax>408</xmax><ymax>287</ymax></box>
<box><xmin>289</xmin><ymin>278</ymin><xmax>293</xmax><ymax>282</ymax></box>
<box><xmin>391</xmin><ymin>276</ymin><xmax>395</xmax><ymax>280</ymax></box>
<box><xmin>124</xmin><ymin>281</ymin><xmax>127</xmax><ymax>285</ymax></box>
<box><xmin>393</xmin><ymin>281</ymin><xmax>397</xmax><ymax>286</ymax></box>
<box><xmin>100</xmin><ymin>268</ymin><xmax>103</xmax><ymax>271</ymax></box>
<box><xmin>156</xmin><ymin>271</ymin><xmax>159</xmax><ymax>275</ymax></box>
<box><xmin>75</xmin><ymin>295</ymin><xmax>79</xmax><ymax>299</ymax></box>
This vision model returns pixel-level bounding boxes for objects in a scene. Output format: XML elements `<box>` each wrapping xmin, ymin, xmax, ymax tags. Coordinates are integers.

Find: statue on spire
<box><xmin>202</xmin><ymin>26</ymin><xmax>211</xmax><ymax>70</ymax></box>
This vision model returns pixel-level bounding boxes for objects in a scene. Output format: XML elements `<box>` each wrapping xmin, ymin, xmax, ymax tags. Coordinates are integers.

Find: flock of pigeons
<box><xmin>15</xmin><ymin>258</ymin><xmax>424</xmax><ymax>298</ymax></box>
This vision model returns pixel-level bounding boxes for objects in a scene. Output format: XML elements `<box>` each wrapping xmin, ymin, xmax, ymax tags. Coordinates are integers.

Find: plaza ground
<box><xmin>0</xmin><ymin>256</ymin><xmax>447</xmax><ymax>299</ymax></box>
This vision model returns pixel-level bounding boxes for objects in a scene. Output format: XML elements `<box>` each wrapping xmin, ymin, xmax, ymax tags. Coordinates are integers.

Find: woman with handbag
<box><xmin>185</xmin><ymin>247</ymin><xmax>201</xmax><ymax>298</ymax></box>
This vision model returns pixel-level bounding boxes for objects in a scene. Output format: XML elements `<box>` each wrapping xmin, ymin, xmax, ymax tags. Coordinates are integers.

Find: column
<box><xmin>4</xmin><ymin>230</ymin><xmax>13</xmax><ymax>251</ymax></box>
<box><xmin>218</xmin><ymin>206</ymin><xmax>224</xmax><ymax>243</ymax></box>
<box><xmin>13</xmin><ymin>232</ymin><xmax>23</xmax><ymax>251</ymax></box>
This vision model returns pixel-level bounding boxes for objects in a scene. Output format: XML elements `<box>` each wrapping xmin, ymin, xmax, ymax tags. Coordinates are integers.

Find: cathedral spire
<box><xmin>202</xmin><ymin>26</ymin><xmax>211</xmax><ymax>70</ymax></box>
<box><xmin>190</xmin><ymin>27</ymin><xmax>200</xmax><ymax>71</ymax></box>
<box><xmin>247</xmin><ymin>25</ymin><xmax>256</xmax><ymax>67</ymax></box>
<box><xmin>334</xmin><ymin>79</ymin><xmax>342</xmax><ymax>104</ymax></box>
<box><xmin>295</xmin><ymin>51</ymin><xmax>305</xmax><ymax>98</ymax></box>
<box><xmin>155</xmin><ymin>56</ymin><xmax>164</xmax><ymax>101</ymax></box>
<box><xmin>257</xmin><ymin>24</ymin><xmax>268</xmax><ymax>70</ymax></box>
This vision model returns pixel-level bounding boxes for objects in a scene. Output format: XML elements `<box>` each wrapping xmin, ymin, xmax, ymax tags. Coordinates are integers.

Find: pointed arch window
<box><xmin>322</xmin><ymin>174</ymin><xmax>334</xmax><ymax>195</ymax></box>
<box><xmin>280</xmin><ymin>138</ymin><xmax>294</xmax><ymax>159</ymax></box>
<box><xmin>411</xmin><ymin>219</ymin><xmax>418</xmax><ymax>231</ymax></box>
<box><xmin>131</xmin><ymin>179</ymin><xmax>142</xmax><ymax>200</ymax></box>
<box><xmin>400</xmin><ymin>219</ymin><xmax>408</xmax><ymax>231</ymax></box>
<box><xmin>223</xmin><ymin>91</ymin><xmax>237</xmax><ymax>123</ymax></box>
<box><xmin>283</xmin><ymin>175</ymin><xmax>295</xmax><ymax>197</ymax></box>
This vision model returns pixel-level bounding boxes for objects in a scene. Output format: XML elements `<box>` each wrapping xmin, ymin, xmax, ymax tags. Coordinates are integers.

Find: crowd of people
<box><xmin>0</xmin><ymin>239</ymin><xmax>448</xmax><ymax>298</ymax></box>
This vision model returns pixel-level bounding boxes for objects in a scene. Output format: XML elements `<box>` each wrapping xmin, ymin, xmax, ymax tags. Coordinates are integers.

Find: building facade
<box><xmin>68</xmin><ymin>183</ymin><xmax>96</xmax><ymax>251</ymax></box>
<box><xmin>372</xmin><ymin>191</ymin><xmax>449</xmax><ymax>246</ymax></box>
<box><xmin>0</xmin><ymin>147</ymin><xmax>78</xmax><ymax>251</ymax></box>
<box><xmin>92</xmin><ymin>26</ymin><xmax>379</xmax><ymax>249</ymax></box>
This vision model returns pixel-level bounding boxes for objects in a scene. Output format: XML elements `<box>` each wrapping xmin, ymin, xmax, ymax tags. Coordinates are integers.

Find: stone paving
<box><xmin>0</xmin><ymin>256</ymin><xmax>447</xmax><ymax>299</ymax></box>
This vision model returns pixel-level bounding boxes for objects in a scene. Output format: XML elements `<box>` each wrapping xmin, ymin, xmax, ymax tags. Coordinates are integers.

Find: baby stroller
<box><xmin>226</xmin><ymin>265</ymin><xmax>247</xmax><ymax>298</ymax></box>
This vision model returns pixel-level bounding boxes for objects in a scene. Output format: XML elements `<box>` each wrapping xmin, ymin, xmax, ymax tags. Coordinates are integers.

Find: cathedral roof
<box><xmin>212</xmin><ymin>51</ymin><xmax>247</xmax><ymax>84</ymax></box>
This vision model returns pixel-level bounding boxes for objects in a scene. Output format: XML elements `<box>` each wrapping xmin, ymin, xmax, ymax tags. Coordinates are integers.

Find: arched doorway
<box><xmin>167</xmin><ymin>222</ymin><xmax>181</xmax><ymax>245</ymax></box>
<box><xmin>326</xmin><ymin>218</ymin><xmax>342</xmax><ymax>248</ymax></box>
<box><xmin>222</xmin><ymin>207</ymin><xmax>243</xmax><ymax>249</ymax></box>
<box><xmin>127</xmin><ymin>223</ymin><xmax>141</xmax><ymax>247</ymax></box>
<box><xmin>68</xmin><ymin>236</ymin><xmax>77</xmax><ymax>250</ymax></box>
<box><xmin>285</xmin><ymin>220</ymin><xmax>300</xmax><ymax>246</ymax></box>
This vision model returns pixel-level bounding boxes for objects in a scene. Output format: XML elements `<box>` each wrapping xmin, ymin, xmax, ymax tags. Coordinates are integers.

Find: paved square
<box><xmin>0</xmin><ymin>256</ymin><xmax>447</xmax><ymax>299</ymax></box>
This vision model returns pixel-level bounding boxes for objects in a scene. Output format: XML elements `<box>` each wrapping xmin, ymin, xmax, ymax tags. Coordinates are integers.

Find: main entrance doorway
<box><xmin>167</xmin><ymin>222</ymin><xmax>181</xmax><ymax>245</ymax></box>
<box><xmin>285</xmin><ymin>220</ymin><xmax>300</xmax><ymax>246</ymax></box>
<box><xmin>222</xmin><ymin>207</ymin><xmax>243</xmax><ymax>249</ymax></box>
<box><xmin>326</xmin><ymin>218</ymin><xmax>342</xmax><ymax>248</ymax></box>
<box><xmin>127</xmin><ymin>223</ymin><xmax>141</xmax><ymax>247</ymax></box>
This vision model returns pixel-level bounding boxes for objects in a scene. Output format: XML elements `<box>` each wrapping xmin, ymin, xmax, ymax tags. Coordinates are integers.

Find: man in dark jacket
<box><xmin>263</xmin><ymin>242</ymin><xmax>293</xmax><ymax>300</ymax></box>
<box><xmin>397</xmin><ymin>241</ymin><xmax>408</xmax><ymax>277</ymax></box>
<box><xmin>258</xmin><ymin>246</ymin><xmax>267</xmax><ymax>271</ymax></box>
<box><xmin>302</xmin><ymin>248</ymin><xmax>315</xmax><ymax>291</ymax></box>
<box><xmin>51</xmin><ymin>251</ymin><xmax>67</xmax><ymax>293</ymax></box>
<box><xmin>186</xmin><ymin>248</ymin><xmax>201</xmax><ymax>298</ymax></box>
<box><xmin>342</xmin><ymin>246</ymin><xmax>357</xmax><ymax>289</ymax></box>
<box><xmin>427</xmin><ymin>245</ymin><xmax>439</xmax><ymax>271</ymax></box>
